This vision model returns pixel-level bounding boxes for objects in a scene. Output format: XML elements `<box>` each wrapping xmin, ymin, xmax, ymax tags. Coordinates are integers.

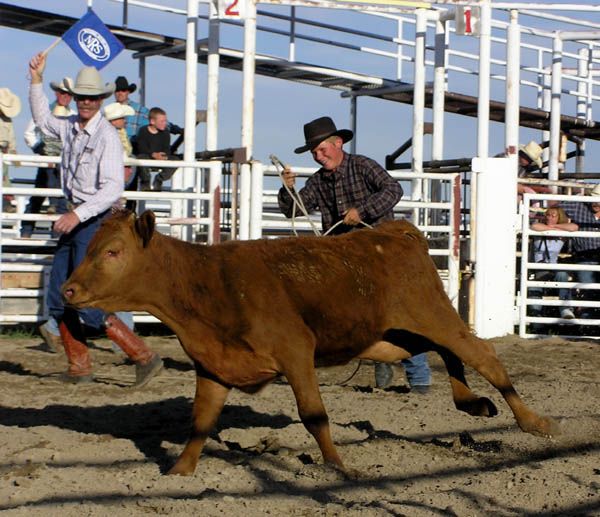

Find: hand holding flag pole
<box><xmin>42</xmin><ymin>37</ymin><xmax>62</xmax><ymax>57</ymax></box>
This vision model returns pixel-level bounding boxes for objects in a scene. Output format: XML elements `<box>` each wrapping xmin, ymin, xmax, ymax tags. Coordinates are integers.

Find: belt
<box><xmin>67</xmin><ymin>200</ymin><xmax>82</xmax><ymax>211</ymax></box>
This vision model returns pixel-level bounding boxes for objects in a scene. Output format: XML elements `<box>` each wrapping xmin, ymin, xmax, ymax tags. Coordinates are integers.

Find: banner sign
<box><xmin>62</xmin><ymin>10</ymin><xmax>124</xmax><ymax>69</ymax></box>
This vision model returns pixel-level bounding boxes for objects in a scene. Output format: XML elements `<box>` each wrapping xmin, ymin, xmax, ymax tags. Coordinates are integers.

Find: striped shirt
<box><xmin>29</xmin><ymin>83</ymin><xmax>124</xmax><ymax>223</ymax></box>
<box><xmin>278</xmin><ymin>152</ymin><xmax>403</xmax><ymax>234</ymax></box>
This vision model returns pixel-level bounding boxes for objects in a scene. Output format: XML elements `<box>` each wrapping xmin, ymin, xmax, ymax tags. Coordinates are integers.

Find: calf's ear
<box><xmin>135</xmin><ymin>210</ymin><xmax>156</xmax><ymax>248</ymax></box>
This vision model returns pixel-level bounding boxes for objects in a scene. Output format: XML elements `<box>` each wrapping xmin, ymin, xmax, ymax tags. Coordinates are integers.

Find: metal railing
<box><xmin>519</xmin><ymin>191</ymin><xmax>600</xmax><ymax>339</ymax></box>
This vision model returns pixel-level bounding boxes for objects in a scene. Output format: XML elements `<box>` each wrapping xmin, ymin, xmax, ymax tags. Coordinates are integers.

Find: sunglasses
<box><xmin>74</xmin><ymin>95</ymin><xmax>102</xmax><ymax>102</ymax></box>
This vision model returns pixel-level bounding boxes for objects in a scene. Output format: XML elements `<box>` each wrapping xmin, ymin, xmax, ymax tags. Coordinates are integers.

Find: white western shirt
<box><xmin>29</xmin><ymin>83</ymin><xmax>123</xmax><ymax>223</ymax></box>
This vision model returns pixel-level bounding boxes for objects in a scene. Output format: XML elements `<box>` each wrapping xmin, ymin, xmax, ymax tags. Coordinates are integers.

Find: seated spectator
<box><xmin>135</xmin><ymin>107</ymin><xmax>176</xmax><ymax>191</ymax></box>
<box><xmin>22</xmin><ymin>79</ymin><xmax>74</xmax><ymax>237</ymax></box>
<box><xmin>0</xmin><ymin>87</ymin><xmax>20</xmax><ymax>212</ymax></box>
<box><xmin>104</xmin><ymin>102</ymin><xmax>135</xmax><ymax>187</ymax></box>
<box><xmin>113</xmin><ymin>75</ymin><xmax>149</xmax><ymax>144</ymax></box>
<box><xmin>561</xmin><ymin>184</ymin><xmax>600</xmax><ymax>320</ymax></box>
<box><xmin>529</xmin><ymin>207</ymin><xmax>578</xmax><ymax>323</ymax></box>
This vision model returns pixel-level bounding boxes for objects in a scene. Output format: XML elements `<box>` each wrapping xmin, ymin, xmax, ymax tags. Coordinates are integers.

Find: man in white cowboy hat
<box><xmin>113</xmin><ymin>75</ymin><xmax>149</xmax><ymax>141</ymax></box>
<box><xmin>516</xmin><ymin>140</ymin><xmax>552</xmax><ymax>196</ymax></box>
<box><xmin>22</xmin><ymin>78</ymin><xmax>76</xmax><ymax>240</ymax></box>
<box><xmin>28</xmin><ymin>52</ymin><xmax>163</xmax><ymax>387</ymax></box>
<box><xmin>0</xmin><ymin>87</ymin><xmax>21</xmax><ymax>212</ymax></box>
<box><xmin>559</xmin><ymin>183</ymin><xmax>600</xmax><ymax>321</ymax></box>
<box><xmin>278</xmin><ymin>115</ymin><xmax>432</xmax><ymax>393</ymax></box>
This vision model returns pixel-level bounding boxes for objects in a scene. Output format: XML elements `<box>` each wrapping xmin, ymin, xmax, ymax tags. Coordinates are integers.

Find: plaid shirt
<box><xmin>278</xmin><ymin>153</ymin><xmax>402</xmax><ymax>235</ymax></box>
<box><xmin>561</xmin><ymin>201</ymin><xmax>600</xmax><ymax>252</ymax></box>
<box><xmin>124</xmin><ymin>99</ymin><xmax>150</xmax><ymax>140</ymax></box>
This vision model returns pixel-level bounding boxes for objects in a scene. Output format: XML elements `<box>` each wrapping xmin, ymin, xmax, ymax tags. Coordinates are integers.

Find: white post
<box><xmin>207</xmin><ymin>0</ymin><xmax>222</xmax><ymax>243</ymax></box>
<box><xmin>576</xmin><ymin>47</ymin><xmax>589</xmax><ymax>173</ymax></box>
<box><xmin>549</xmin><ymin>36</ymin><xmax>562</xmax><ymax>182</ymax></box>
<box><xmin>239</xmin><ymin>0</ymin><xmax>257</xmax><ymax>240</ymax></box>
<box><xmin>173</xmin><ymin>0</ymin><xmax>199</xmax><ymax>241</ymax></box>
<box><xmin>431</xmin><ymin>15</ymin><xmax>446</xmax><ymax>222</ymax></box>
<box><xmin>473</xmin><ymin>157</ymin><xmax>517</xmax><ymax>338</ymax></box>
<box><xmin>505</xmin><ymin>10</ymin><xmax>520</xmax><ymax>158</ymax></box>
<box><xmin>207</xmin><ymin>0</ymin><xmax>220</xmax><ymax>153</ymax></box>
<box><xmin>469</xmin><ymin>0</ymin><xmax>491</xmax><ymax>328</ymax></box>
<box><xmin>411</xmin><ymin>8</ymin><xmax>427</xmax><ymax>224</ymax></box>
<box><xmin>249</xmin><ymin>160</ymin><xmax>263</xmax><ymax>239</ymax></box>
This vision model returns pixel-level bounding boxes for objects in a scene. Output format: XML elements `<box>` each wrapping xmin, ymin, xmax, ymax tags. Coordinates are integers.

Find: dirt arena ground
<box><xmin>0</xmin><ymin>333</ymin><xmax>598</xmax><ymax>516</ymax></box>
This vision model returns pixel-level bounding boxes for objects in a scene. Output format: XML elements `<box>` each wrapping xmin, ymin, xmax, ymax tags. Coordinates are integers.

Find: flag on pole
<box><xmin>62</xmin><ymin>10</ymin><xmax>124</xmax><ymax>69</ymax></box>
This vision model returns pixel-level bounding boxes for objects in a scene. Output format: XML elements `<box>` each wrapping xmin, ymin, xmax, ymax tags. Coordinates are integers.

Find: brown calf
<box><xmin>62</xmin><ymin>211</ymin><xmax>559</xmax><ymax>476</ymax></box>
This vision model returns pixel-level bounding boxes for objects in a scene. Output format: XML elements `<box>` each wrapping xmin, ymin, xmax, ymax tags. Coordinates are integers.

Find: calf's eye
<box><xmin>106</xmin><ymin>250</ymin><xmax>119</xmax><ymax>258</ymax></box>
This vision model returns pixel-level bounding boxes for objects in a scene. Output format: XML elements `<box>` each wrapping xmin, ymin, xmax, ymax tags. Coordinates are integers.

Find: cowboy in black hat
<box><xmin>114</xmin><ymin>75</ymin><xmax>149</xmax><ymax>140</ymax></box>
<box><xmin>278</xmin><ymin>116</ymin><xmax>431</xmax><ymax>392</ymax></box>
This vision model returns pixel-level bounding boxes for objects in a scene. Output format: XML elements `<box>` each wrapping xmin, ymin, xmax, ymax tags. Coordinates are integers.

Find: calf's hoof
<box><xmin>167</xmin><ymin>458</ymin><xmax>196</xmax><ymax>476</ymax></box>
<box><xmin>521</xmin><ymin>415</ymin><xmax>561</xmax><ymax>438</ymax></box>
<box><xmin>456</xmin><ymin>396</ymin><xmax>498</xmax><ymax>417</ymax></box>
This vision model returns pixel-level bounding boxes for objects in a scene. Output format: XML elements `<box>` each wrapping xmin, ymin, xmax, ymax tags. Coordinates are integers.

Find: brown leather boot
<box><xmin>58</xmin><ymin>312</ymin><xmax>93</xmax><ymax>383</ymax></box>
<box><xmin>104</xmin><ymin>314</ymin><xmax>163</xmax><ymax>388</ymax></box>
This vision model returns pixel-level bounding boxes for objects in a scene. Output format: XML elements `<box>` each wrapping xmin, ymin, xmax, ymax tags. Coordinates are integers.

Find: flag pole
<box><xmin>42</xmin><ymin>36</ymin><xmax>62</xmax><ymax>56</ymax></box>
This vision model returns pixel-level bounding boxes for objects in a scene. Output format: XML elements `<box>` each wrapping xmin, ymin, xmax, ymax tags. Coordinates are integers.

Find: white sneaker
<box><xmin>561</xmin><ymin>308</ymin><xmax>575</xmax><ymax>319</ymax></box>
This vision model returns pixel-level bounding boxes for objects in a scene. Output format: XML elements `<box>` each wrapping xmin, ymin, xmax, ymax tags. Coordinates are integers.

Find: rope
<box><xmin>270</xmin><ymin>154</ymin><xmax>321</xmax><ymax>236</ymax></box>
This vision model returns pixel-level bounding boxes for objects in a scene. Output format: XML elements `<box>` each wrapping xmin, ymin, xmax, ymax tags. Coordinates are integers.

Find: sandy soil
<box><xmin>0</xmin><ymin>333</ymin><xmax>599</xmax><ymax>516</ymax></box>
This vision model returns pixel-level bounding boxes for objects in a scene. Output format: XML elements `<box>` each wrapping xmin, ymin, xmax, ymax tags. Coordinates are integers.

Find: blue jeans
<box><xmin>402</xmin><ymin>353</ymin><xmax>431</xmax><ymax>386</ymax></box>
<box><xmin>47</xmin><ymin>212</ymin><xmax>109</xmax><ymax>331</ymax></box>
<box><xmin>567</xmin><ymin>260</ymin><xmax>599</xmax><ymax>317</ymax></box>
<box><xmin>529</xmin><ymin>270</ymin><xmax>570</xmax><ymax>315</ymax></box>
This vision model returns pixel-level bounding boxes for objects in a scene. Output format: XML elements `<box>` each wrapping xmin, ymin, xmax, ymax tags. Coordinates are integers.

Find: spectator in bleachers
<box><xmin>529</xmin><ymin>207</ymin><xmax>578</xmax><ymax>323</ymax></box>
<box><xmin>113</xmin><ymin>76</ymin><xmax>149</xmax><ymax>144</ymax></box>
<box><xmin>560</xmin><ymin>183</ymin><xmax>600</xmax><ymax>320</ymax></box>
<box><xmin>22</xmin><ymin>79</ymin><xmax>75</xmax><ymax>237</ymax></box>
<box><xmin>104</xmin><ymin>102</ymin><xmax>135</xmax><ymax>187</ymax></box>
<box><xmin>0</xmin><ymin>87</ymin><xmax>20</xmax><ymax>213</ymax></box>
<box><xmin>135</xmin><ymin>107</ymin><xmax>178</xmax><ymax>191</ymax></box>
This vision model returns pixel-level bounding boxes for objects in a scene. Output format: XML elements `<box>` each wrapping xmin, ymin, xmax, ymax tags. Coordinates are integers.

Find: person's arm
<box><xmin>28</xmin><ymin>53</ymin><xmax>64</xmax><ymax>140</ymax></box>
<box><xmin>353</xmin><ymin>156</ymin><xmax>403</xmax><ymax>221</ymax></box>
<box><xmin>23</xmin><ymin>119</ymin><xmax>43</xmax><ymax>152</ymax></box>
<box><xmin>278</xmin><ymin>173</ymin><xmax>319</xmax><ymax>218</ymax></box>
<box><xmin>550</xmin><ymin>222</ymin><xmax>579</xmax><ymax>232</ymax></box>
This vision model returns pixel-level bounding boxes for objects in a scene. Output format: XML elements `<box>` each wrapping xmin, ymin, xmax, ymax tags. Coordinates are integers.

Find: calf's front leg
<box><xmin>168</xmin><ymin>372</ymin><xmax>230</xmax><ymax>476</ymax></box>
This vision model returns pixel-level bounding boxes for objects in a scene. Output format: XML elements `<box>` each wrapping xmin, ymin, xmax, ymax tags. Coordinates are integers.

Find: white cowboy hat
<box><xmin>0</xmin><ymin>88</ymin><xmax>21</xmax><ymax>118</ymax></box>
<box><xmin>63</xmin><ymin>67</ymin><xmax>114</xmax><ymax>98</ymax></box>
<box><xmin>519</xmin><ymin>141</ymin><xmax>543</xmax><ymax>169</ymax></box>
<box><xmin>50</xmin><ymin>78</ymin><xmax>73</xmax><ymax>94</ymax></box>
<box><xmin>104</xmin><ymin>102</ymin><xmax>135</xmax><ymax>121</ymax></box>
<box><xmin>52</xmin><ymin>105</ymin><xmax>72</xmax><ymax>118</ymax></box>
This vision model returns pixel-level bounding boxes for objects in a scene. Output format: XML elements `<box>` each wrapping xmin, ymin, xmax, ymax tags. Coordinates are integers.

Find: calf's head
<box><xmin>62</xmin><ymin>210</ymin><xmax>156</xmax><ymax>311</ymax></box>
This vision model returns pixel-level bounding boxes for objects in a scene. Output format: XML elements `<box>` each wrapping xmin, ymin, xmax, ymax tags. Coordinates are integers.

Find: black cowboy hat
<box><xmin>114</xmin><ymin>76</ymin><xmax>137</xmax><ymax>93</ymax></box>
<box><xmin>294</xmin><ymin>116</ymin><xmax>353</xmax><ymax>154</ymax></box>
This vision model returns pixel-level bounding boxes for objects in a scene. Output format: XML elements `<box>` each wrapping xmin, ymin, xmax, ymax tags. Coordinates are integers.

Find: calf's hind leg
<box><xmin>168</xmin><ymin>372</ymin><xmax>230</xmax><ymax>476</ymax></box>
<box><xmin>433</xmin><ymin>331</ymin><xmax>560</xmax><ymax>437</ymax></box>
<box><xmin>438</xmin><ymin>348</ymin><xmax>498</xmax><ymax>417</ymax></box>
